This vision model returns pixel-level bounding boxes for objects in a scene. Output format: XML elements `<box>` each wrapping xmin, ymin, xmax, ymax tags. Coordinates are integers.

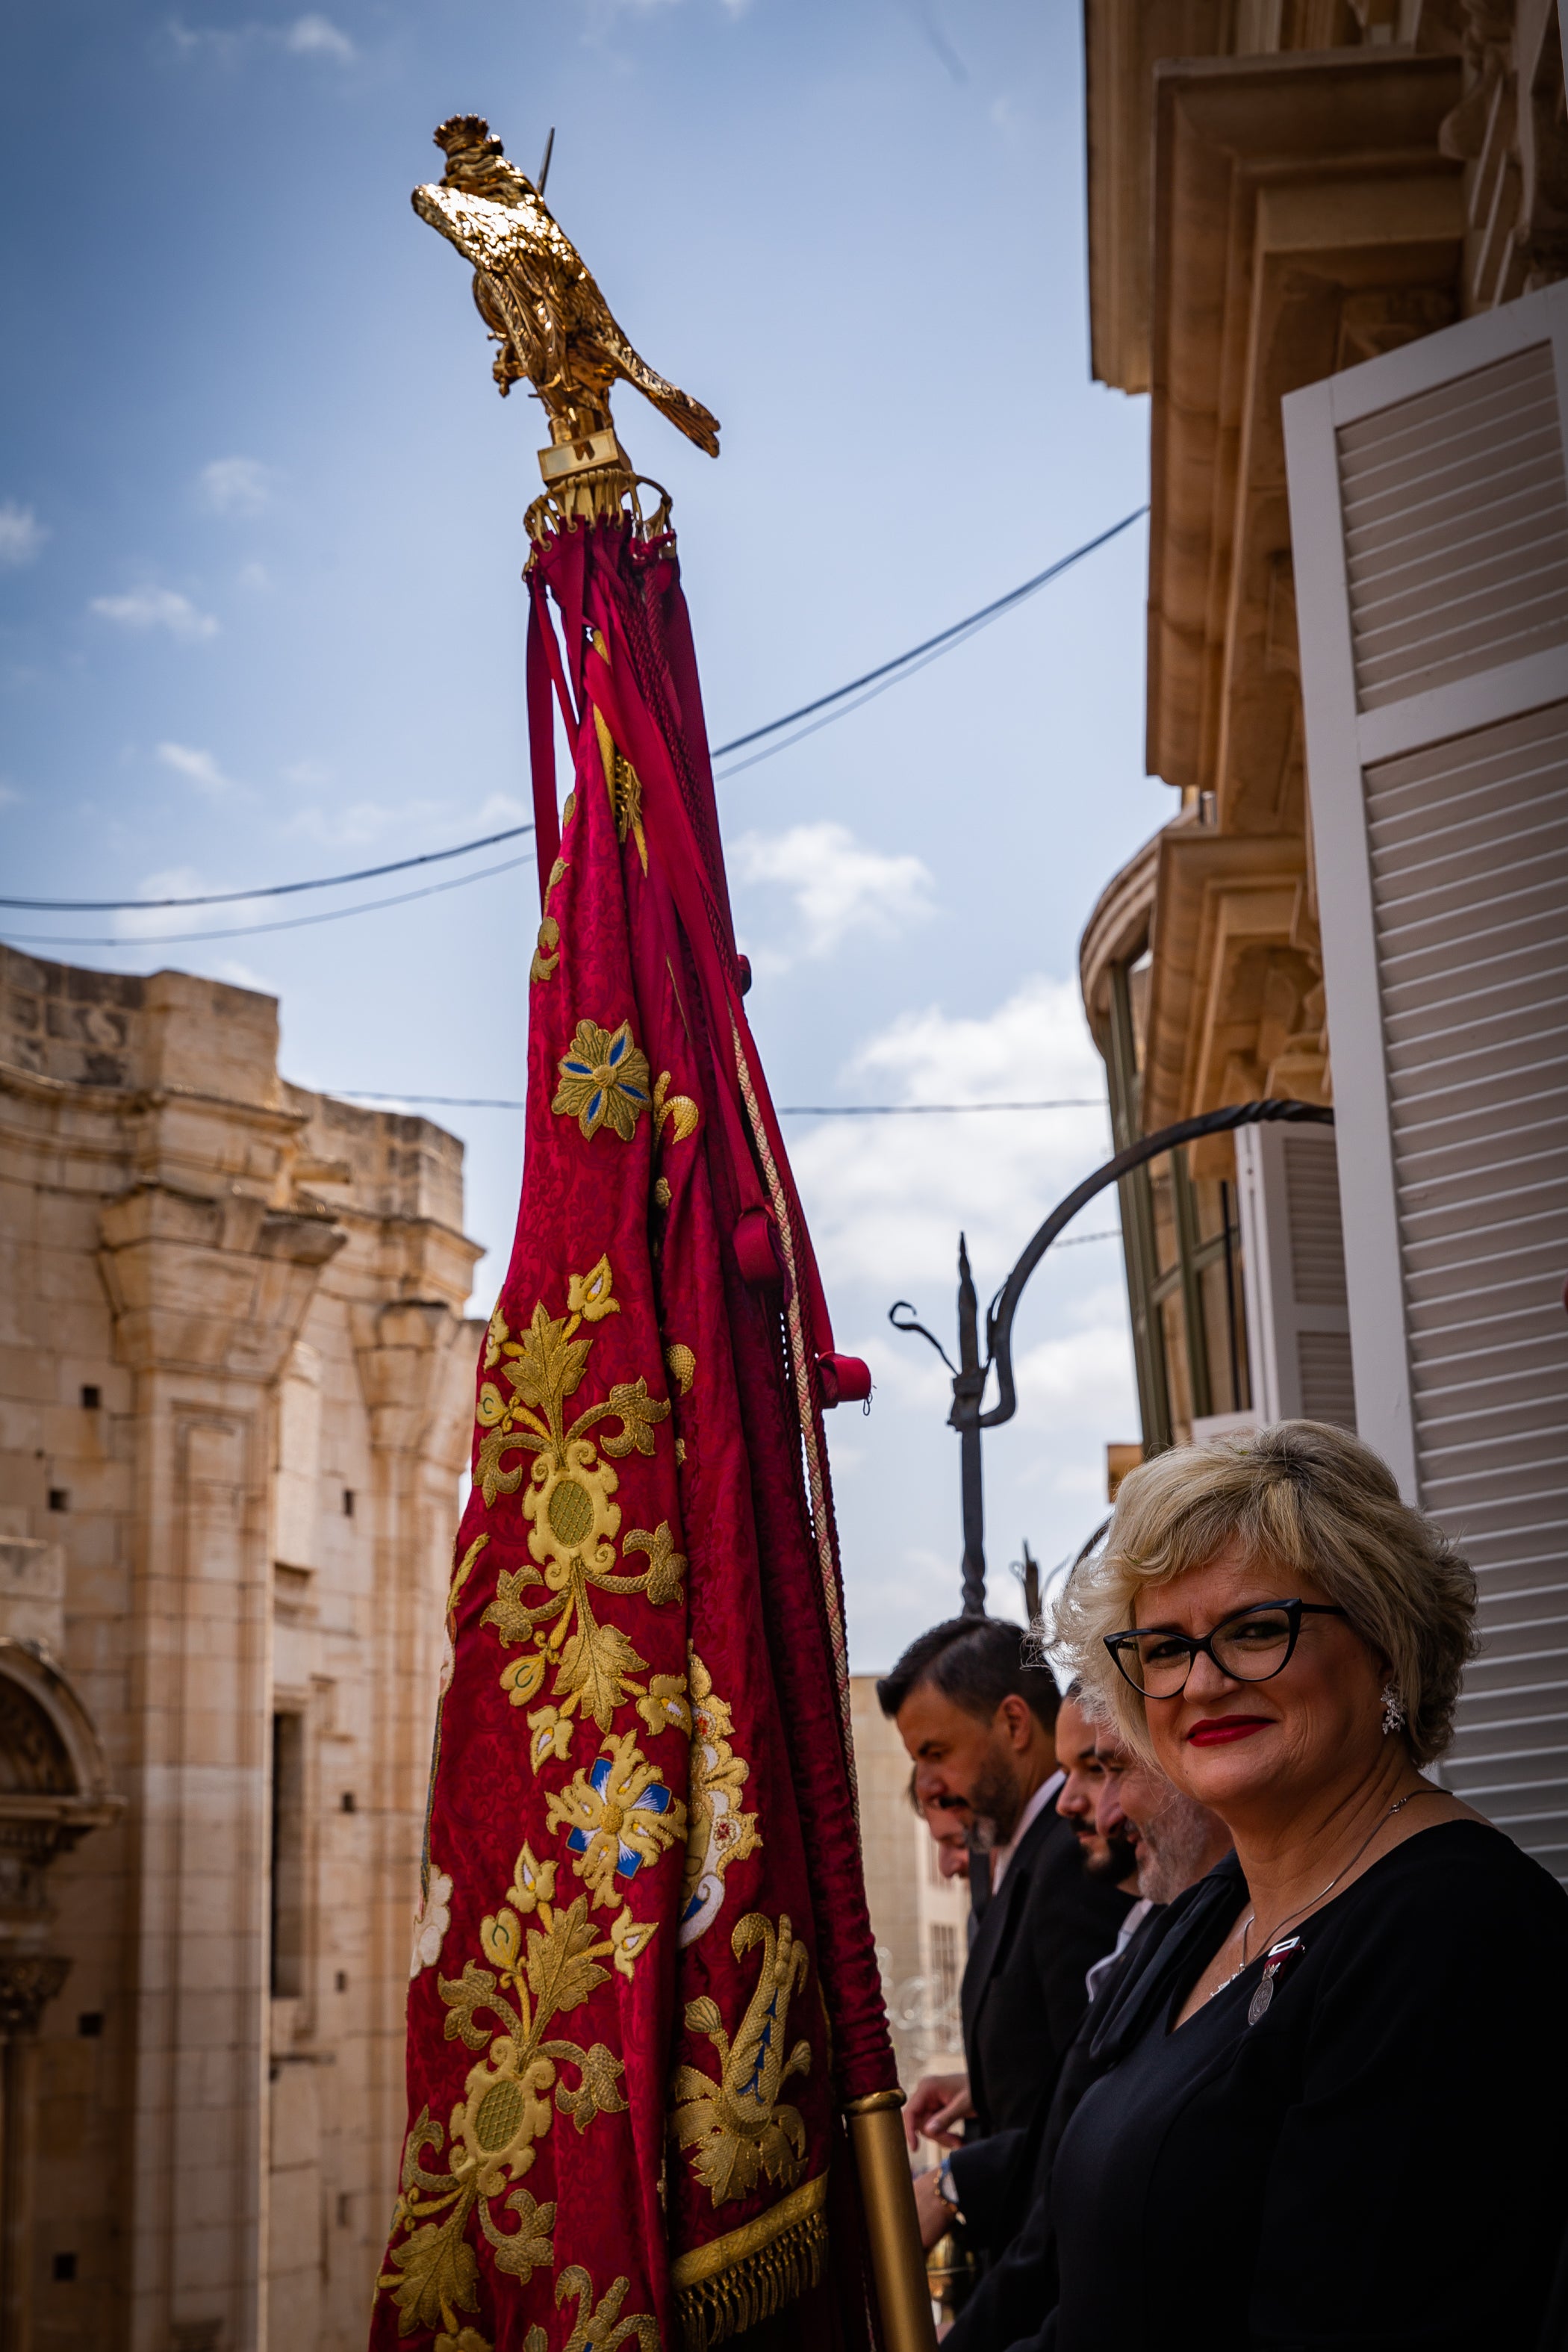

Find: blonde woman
<box><xmin>1035</xmin><ymin>1419</ymin><xmax>1568</xmax><ymax>2352</ymax></box>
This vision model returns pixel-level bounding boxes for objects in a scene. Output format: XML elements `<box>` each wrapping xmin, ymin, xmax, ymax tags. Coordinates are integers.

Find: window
<box><xmin>1105</xmin><ymin>953</ymin><xmax>1251</xmax><ymax>1455</ymax></box>
<box><xmin>270</xmin><ymin>1712</ymin><xmax>306</xmax><ymax>1999</ymax></box>
<box><xmin>927</xmin><ymin>1921</ymin><xmax>959</xmax><ymax>2016</ymax></box>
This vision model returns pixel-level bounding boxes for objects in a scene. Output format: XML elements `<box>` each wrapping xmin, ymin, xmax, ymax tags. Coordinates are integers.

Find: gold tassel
<box><xmin>675</xmin><ymin>2206</ymin><xmax>829</xmax><ymax>2352</ymax></box>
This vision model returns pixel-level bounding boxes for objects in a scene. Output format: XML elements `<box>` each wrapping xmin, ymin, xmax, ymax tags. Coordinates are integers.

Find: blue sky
<box><xmin>1</xmin><ymin>0</ymin><xmax>1169</xmax><ymax>1668</ymax></box>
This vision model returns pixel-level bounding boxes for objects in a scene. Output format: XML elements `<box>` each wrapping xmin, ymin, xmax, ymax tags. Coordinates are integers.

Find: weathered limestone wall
<box><xmin>0</xmin><ymin>947</ymin><xmax>483</xmax><ymax>2352</ymax></box>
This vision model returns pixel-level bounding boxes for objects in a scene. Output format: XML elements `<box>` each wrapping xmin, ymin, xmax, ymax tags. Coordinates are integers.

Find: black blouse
<box><xmin>1044</xmin><ymin>1820</ymin><xmax>1568</xmax><ymax>2352</ymax></box>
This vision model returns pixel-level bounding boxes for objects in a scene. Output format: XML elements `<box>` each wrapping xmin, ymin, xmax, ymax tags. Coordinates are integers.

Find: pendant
<box><xmin>1248</xmin><ymin>1933</ymin><xmax>1305</xmax><ymax>2026</ymax></box>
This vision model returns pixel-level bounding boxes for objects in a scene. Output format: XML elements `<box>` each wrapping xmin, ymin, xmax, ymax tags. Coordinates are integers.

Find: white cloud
<box><xmin>237</xmin><ymin>561</ymin><xmax>271</xmax><ymax>591</ymax></box>
<box><xmin>0</xmin><ymin>782</ymin><xmax>22</xmax><ymax>809</ymax></box>
<box><xmin>284</xmin><ymin>796</ymin><xmax>449</xmax><ymax>848</ymax></box>
<box><xmin>156</xmin><ymin>741</ymin><xmax>240</xmax><ymax>798</ymax></box>
<box><xmin>217</xmin><ymin>957</ymin><xmax>279</xmax><ymax>995</ymax></box>
<box><xmin>90</xmin><ymin>587</ymin><xmax>218</xmax><ymax>642</ymax></box>
<box><xmin>284</xmin><ymin>12</ymin><xmax>355</xmax><ymax>58</ymax></box>
<box><xmin>199</xmin><ymin>456</ymin><xmax>272</xmax><ymax>517</ymax></box>
<box><xmin>0</xmin><ymin>502</ymin><xmax>47</xmax><ymax>567</ymax></box>
<box><xmin>787</xmin><ymin>975</ymin><xmax>1112</xmax><ymax>1295</ymax></box>
<box><xmin>169</xmin><ymin>14</ymin><xmax>356</xmax><ymax>63</ymax></box>
<box><xmin>732</xmin><ymin>818</ymin><xmax>934</xmax><ymax>967</ymax></box>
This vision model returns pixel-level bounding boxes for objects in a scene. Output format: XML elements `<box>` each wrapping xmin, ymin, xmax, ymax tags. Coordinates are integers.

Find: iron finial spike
<box><xmin>536</xmin><ymin>125</ymin><xmax>555</xmax><ymax>195</ymax></box>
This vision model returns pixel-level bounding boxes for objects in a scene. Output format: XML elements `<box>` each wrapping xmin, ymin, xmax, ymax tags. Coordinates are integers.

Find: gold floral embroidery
<box><xmin>379</xmin><ymin>1839</ymin><xmax>653</xmax><ymax>2338</ymax></box>
<box><xmin>653</xmin><ymin>1177</ymin><xmax>672</xmax><ymax>1210</ymax></box>
<box><xmin>553</xmin><ymin>1018</ymin><xmax>652</xmax><ymax>1142</ymax></box>
<box><xmin>532</xmin><ymin>856</ymin><xmax>568</xmax><ymax>985</ymax></box>
<box><xmin>653</xmin><ymin>1070</ymin><xmax>700</xmax><ymax>1144</ymax></box>
<box><xmin>591</xmin><ymin>634</ymin><xmax>650</xmax><ymax>877</ymax></box>
<box><xmin>679</xmin><ymin>1654</ymin><xmax>761</xmax><ymax>1948</ymax></box>
<box><xmin>545</xmin><ymin>1728</ymin><xmax>687</xmax><ymax>1911</ymax></box>
<box><xmin>554</xmin><ymin>2267</ymin><xmax>658</xmax><ymax>2352</ymax></box>
<box><xmin>477</xmin><ymin>1263</ymin><xmax>684</xmax><ymax>1753</ymax></box>
<box><xmin>664</xmin><ymin>1343</ymin><xmax>696</xmax><ymax>1395</ymax></box>
<box><xmin>669</xmin><ymin>1914</ymin><xmax>812</xmax><ymax>2206</ymax></box>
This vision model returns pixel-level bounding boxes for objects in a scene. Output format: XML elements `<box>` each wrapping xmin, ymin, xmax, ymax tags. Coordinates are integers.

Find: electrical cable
<box><xmin>325</xmin><ymin>1092</ymin><xmax>1108</xmax><ymax>1114</ymax></box>
<box><xmin>0</xmin><ymin>852</ymin><xmax>535</xmax><ymax>950</ymax></box>
<box><xmin>0</xmin><ymin>824</ymin><xmax>534</xmax><ymax>914</ymax></box>
<box><xmin>0</xmin><ymin>508</ymin><xmax>1146</xmax><ymax>918</ymax></box>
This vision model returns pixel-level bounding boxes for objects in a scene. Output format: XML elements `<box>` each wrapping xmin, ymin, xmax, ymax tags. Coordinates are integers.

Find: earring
<box><xmin>1381</xmin><ymin>1684</ymin><xmax>1405</xmax><ymax>1737</ymax></box>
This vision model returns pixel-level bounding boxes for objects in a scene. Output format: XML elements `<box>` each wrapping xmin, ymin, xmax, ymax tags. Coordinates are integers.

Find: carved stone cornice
<box><xmin>1147</xmin><ymin>47</ymin><xmax>1463</xmax><ymax>803</ymax></box>
<box><xmin>98</xmin><ymin>1179</ymin><xmax>346</xmax><ymax>1381</ymax></box>
<box><xmin>350</xmin><ymin>1297</ymin><xmax>478</xmax><ymax>1463</ymax></box>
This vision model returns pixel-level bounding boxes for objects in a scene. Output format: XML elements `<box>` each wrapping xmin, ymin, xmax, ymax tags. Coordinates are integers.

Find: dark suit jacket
<box><xmin>944</xmin><ymin>1901</ymin><xmax>1172</xmax><ymax>2345</ymax></box>
<box><xmin>954</xmin><ymin>1793</ymin><xmax>1131</xmax><ymax>2146</ymax></box>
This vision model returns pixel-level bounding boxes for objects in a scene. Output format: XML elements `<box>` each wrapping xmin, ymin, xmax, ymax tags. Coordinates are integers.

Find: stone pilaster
<box><xmin>100</xmin><ymin>1181</ymin><xmax>345</xmax><ymax>2352</ymax></box>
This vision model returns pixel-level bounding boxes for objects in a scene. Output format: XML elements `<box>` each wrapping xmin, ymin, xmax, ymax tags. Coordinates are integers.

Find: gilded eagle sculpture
<box><xmin>413</xmin><ymin>115</ymin><xmax>720</xmax><ymax>462</ymax></box>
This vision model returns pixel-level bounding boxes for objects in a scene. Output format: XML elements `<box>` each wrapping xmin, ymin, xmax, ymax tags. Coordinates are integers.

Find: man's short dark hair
<box><xmin>876</xmin><ymin>1617</ymin><xmax>1062</xmax><ymax>1734</ymax></box>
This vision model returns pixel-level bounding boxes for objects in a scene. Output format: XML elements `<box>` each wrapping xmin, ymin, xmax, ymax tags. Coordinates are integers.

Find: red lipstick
<box><xmin>1187</xmin><ymin>1716</ymin><xmax>1272</xmax><ymax>1746</ymax></box>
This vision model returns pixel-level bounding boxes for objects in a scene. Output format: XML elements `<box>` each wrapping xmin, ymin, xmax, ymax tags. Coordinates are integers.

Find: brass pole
<box><xmin>842</xmin><ymin>2092</ymin><xmax>939</xmax><ymax>2352</ymax></box>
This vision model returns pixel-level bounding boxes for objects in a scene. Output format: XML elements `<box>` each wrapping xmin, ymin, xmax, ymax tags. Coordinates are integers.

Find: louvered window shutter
<box><xmin>1284</xmin><ymin>280</ymin><xmax>1568</xmax><ymax>1872</ymax></box>
<box><xmin>1235</xmin><ymin>1124</ymin><xmax>1355</xmax><ymax>1430</ymax></box>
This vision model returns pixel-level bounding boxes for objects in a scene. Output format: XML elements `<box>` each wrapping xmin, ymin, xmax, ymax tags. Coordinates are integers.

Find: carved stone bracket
<box><xmin>0</xmin><ymin>1953</ymin><xmax>69</xmax><ymax>2038</ymax></box>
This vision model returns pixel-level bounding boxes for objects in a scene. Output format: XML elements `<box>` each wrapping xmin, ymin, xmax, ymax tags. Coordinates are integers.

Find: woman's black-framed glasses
<box><xmin>1103</xmin><ymin>1600</ymin><xmax>1348</xmax><ymax>1699</ymax></box>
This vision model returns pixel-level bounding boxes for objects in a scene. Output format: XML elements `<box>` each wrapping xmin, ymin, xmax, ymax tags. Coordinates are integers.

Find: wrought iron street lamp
<box><xmin>891</xmin><ymin>1098</ymin><xmax>1335</xmax><ymax>1616</ymax></box>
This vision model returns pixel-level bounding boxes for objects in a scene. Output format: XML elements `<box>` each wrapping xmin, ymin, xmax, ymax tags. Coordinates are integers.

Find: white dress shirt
<box><xmin>988</xmin><ymin>1767</ymin><xmax>1065</xmax><ymax>1895</ymax></box>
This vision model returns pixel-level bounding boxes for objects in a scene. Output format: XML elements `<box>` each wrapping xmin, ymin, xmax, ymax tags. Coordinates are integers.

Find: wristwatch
<box><xmin>934</xmin><ymin>2156</ymin><xmax>962</xmax><ymax>2219</ymax></box>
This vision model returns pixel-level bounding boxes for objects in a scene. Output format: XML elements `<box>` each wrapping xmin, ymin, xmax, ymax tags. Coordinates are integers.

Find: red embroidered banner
<box><xmin>372</xmin><ymin>517</ymin><xmax>895</xmax><ymax>2352</ymax></box>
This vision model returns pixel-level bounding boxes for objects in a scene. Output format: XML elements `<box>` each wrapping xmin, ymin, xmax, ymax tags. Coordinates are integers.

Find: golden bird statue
<box><xmin>413</xmin><ymin>115</ymin><xmax>721</xmax><ymax>467</ymax></box>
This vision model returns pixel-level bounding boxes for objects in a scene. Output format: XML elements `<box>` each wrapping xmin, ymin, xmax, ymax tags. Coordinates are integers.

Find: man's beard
<box><xmin>1084</xmin><ymin>1828</ymin><xmax>1139</xmax><ymax>1882</ymax></box>
<box><xmin>1137</xmin><ymin>1794</ymin><xmax>1221</xmax><ymax>1905</ymax></box>
<box><xmin>967</xmin><ymin>1746</ymin><xmax>1024</xmax><ymax>1848</ymax></box>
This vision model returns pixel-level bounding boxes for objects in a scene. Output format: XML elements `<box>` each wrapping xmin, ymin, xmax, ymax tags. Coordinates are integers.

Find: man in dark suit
<box><xmin>876</xmin><ymin>1618</ymin><xmax>1132</xmax><ymax>2238</ymax></box>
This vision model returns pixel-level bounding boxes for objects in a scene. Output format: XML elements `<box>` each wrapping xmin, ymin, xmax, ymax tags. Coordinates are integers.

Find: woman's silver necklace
<box><xmin>1213</xmin><ymin>1785</ymin><xmax>1443</xmax><ymax>1997</ymax></box>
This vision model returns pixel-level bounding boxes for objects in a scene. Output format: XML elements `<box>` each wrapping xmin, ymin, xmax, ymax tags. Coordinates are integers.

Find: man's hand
<box><xmin>913</xmin><ymin>2165</ymin><xmax>958</xmax><ymax>2251</ymax></box>
<box><xmin>904</xmin><ymin>2071</ymin><xmax>974</xmax><ymax>2151</ymax></box>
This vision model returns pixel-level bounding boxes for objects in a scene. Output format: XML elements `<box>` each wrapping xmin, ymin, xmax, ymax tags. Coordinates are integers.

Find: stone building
<box><xmin>1077</xmin><ymin>2</ymin><xmax>1568</xmax><ymax>1874</ymax></box>
<box><xmin>848</xmin><ymin>1676</ymin><xmax>969</xmax><ymax>2100</ymax></box>
<box><xmin>0</xmin><ymin>945</ymin><xmax>482</xmax><ymax>2352</ymax></box>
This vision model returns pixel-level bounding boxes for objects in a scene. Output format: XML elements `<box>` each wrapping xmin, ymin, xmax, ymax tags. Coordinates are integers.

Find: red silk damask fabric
<box><xmin>370</xmin><ymin>519</ymin><xmax>896</xmax><ymax>2352</ymax></box>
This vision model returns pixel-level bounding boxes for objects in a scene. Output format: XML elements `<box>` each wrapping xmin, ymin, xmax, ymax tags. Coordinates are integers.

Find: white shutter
<box><xmin>1284</xmin><ymin>280</ymin><xmax>1568</xmax><ymax>1876</ymax></box>
<box><xmin>1234</xmin><ymin>1124</ymin><xmax>1355</xmax><ymax>1431</ymax></box>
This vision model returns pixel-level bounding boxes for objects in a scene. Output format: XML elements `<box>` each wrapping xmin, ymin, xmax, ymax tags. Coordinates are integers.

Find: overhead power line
<box><xmin>326</xmin><ymin>1092</ymin><xmax>1110</xmax><ymax>1115</ymax></box>
<box><xmin>0</xmin><ymin>824</ymin><xmax>535</xmax><ymax>914</ymax></box>
<box><xmin>1</xmin><ymin>853</ymin><xmax>534</xmax><ymax>951</ymax></box>
<box><xmin>709</xmin><ymin>505</ymin><xmax>1147</xmax><ymax>780</ymax></box>
<box><xmin>0</xmin><ymin>508</ymin><xmax>1146</xmax><ymax>922</ymax></box>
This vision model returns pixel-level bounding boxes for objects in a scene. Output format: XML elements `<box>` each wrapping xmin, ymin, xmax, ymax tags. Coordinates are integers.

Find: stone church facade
<box><xmin>0</xmin><ymin>945</ymin><xmax>482</xmax><ymax>2352</ymax></box>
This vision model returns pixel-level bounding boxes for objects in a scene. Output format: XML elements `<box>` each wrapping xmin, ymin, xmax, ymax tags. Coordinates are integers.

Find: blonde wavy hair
<box><xmin>1052</xmin><ymin>1420</ymin><xmax>1476</xmax><ymax>1768</ymax></box>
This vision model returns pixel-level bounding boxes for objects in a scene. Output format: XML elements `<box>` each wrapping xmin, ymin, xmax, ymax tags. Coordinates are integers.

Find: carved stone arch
<box><xmin>0</xmin><ymin>1638</ymin><xmax>121</xmax><ymax>1943</ymax></box>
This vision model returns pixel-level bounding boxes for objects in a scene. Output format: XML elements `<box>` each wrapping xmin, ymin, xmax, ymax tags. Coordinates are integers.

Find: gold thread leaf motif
<box><xmin>665</xmin><ymin>1343</ymin><xmax>696</xmax><ymax>1396</ymax></box>
<box><xmin>379</xmin><ymin>1847</ymin><xmax>653</xmax><ymax>2337</ymax></box>
<box><xmin>593</xmin><ymin>691</ymin><xmax>649</xmax><ymax>875</ymax></box>
<box><xmin>475</xmin><ymin>1259</ymin><xmax>683</xmax><ymax>1749</ymax></box>
<box><xmin>556</xmin><ymin>2267</ymin><xmax>659</xmax><ymax>2352</ymax></box>
<box><xmin>553</xmin><ymin>1019</ymin><xmax>651</xmax><ymax>1143</ymax></box>
<box><xmin>679</xmin><ymin>1653</ymin><xmax>761</xmax><ymax>1948</ymax></box>
<box><xmin>653</xmin><ymin>1070</ymin><xmax>700</xmax><ymax>1145</ymax></box>
<box><xmin>531</xmin><ymin>859</ymin><xmax>568</xmax><ymax>985</ymax></box>
<box><xmin>620</xmin><ymin>1522</ymin><xmax>687</xmax><ymax>1607</ymax></box>
<box><xmin>668</xmin><ymin>1914</ymin><xmax>812</xmax><ymax>2206</ymax></box>
<box><xmin>544</xmin><ymin>1729</ymin><xmax>687</xmax><ymax>1909</ymax></box>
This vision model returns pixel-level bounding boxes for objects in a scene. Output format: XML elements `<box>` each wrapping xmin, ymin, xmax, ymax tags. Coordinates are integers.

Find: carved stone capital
<box><xmin>99</xmin><ymin>1179</ymin><xmax>346</xmax><ymax>1381</ymax></box>
<box><xmin>0</xmin><ymin>1952</ymin><xmax>69</xmax><ymax>2037</ymax></box>
<box><xmin>351</xmin><ymin>1297</ymin><xmax>476</xmax><ymax>1461</ymax></box>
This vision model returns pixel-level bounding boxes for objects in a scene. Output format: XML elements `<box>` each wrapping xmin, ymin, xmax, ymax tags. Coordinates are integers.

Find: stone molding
<box><xmin>99</xmin><ymin>1180</ymin><xmax>346</xmax><ymax>1382</ymax></box>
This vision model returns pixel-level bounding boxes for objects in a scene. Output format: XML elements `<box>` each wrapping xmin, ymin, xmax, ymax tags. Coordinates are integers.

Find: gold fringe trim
<box><xmin>671</xmin><ymin>2174</ymin><xmax>830</xmax><ymax>2352</ymax></box>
